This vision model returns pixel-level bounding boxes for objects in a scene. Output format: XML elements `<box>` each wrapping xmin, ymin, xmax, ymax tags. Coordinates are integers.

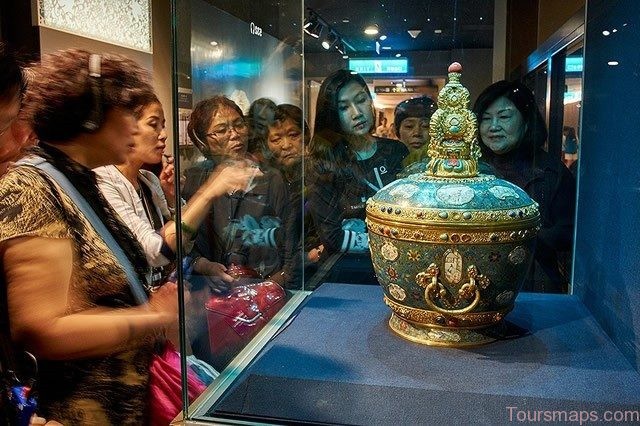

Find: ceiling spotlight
<box><xmin>322</xmin><ymin>31</ymin><xmax>339</xmax><ymax>50</ymax></box>
<box><xmin>407</xmin><ymin>29</ymin><xmax>421</xmax><ymax>38</ymax></box>
<box><xmin>209</xmin><ymin>41</ymin><xmax>218</xmax><ymax>46</ymax></box>
<box><xmin>395</xmin><ymin>53</ymin><xmax>401</xmax><ymax>58</ymax></box>
<box><xmin>335</xmin><ymin>39</ymin><xmax>346</xmax><ymax>55</ymax></box>
<box><xmin>379</xmin><ymin>35</ymin><xmax>387</xmax><ymax>41</ymax></box>
<box><xmin>303</xmin><ymin>13</ymin><xmax>324</xmax><ymax>38</ymax></box>
<box><xmin>364</xmin><ymin>24</ymin><xmax>379</xmax><ymax>35</ymax></box>
<box><xmin>434</xmin><ymin>29</ymin><xmax>442</xmax><ymax>34</ymax></box>
<box><xmin>342</xmin><ymin>54</ymin><xmax>349</xmax><ymax>59</ymax></box>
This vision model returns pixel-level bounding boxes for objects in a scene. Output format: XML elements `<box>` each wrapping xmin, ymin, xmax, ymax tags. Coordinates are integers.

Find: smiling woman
<box><xmin>473</xmin><ymin>80</ymin><xmax>576</xmax><ymax>293</ymax></box>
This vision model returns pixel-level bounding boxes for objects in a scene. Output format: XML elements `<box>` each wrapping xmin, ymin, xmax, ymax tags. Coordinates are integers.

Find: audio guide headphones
<box><xmin>81</xmin><ymin>54</ymin><xmax>104</xmax><ymax>132</ymax></box>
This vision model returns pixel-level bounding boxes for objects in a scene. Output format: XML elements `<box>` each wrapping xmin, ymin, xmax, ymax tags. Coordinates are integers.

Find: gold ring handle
<box><xmin>417</xmin><ymin>263</ymin><xmax>482</xmax><ymax>315</ymax></box>
<box><xmin>424</xmin><ymin>282</ymin><xmax>481</xmax><ymax>314</ymax></box>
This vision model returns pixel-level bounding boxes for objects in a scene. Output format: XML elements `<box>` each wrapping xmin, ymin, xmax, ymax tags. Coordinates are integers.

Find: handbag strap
<box><xmin>16</xmin><ymin>156</ymin><xmax>148</xmax><ymax>305</ymax></box>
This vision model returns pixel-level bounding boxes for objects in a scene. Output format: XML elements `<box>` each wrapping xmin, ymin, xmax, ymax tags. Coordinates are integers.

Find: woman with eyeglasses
<box><xmin>182</xmin><ymin>96</ymin><xmax>289</xmax><ymax>369</ymax></box>
<box><xmin>94</xmin><ymin>95</ymin><xmax>260</xmax><ymax>288</ymax></box>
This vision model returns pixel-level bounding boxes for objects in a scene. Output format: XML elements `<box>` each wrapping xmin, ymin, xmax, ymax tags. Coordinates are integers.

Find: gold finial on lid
<box><xmin>426</xmin><ymin>62</ymin><xmax>481</xmax><ymax>178</ymax></box>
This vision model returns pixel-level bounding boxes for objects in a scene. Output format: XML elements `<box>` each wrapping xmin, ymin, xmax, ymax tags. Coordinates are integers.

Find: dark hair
<box><xmin>472</xmin><ymin>80</ymin><xmax>547</xmax><ymax>158</ymax></box>
<box><xmin>308</xmin><ymin>70</ymin><xmax>374</xmax><ymax>180</ymax></box>
<box><xmin>0</xmin><ymin>42</ymin><xmax>26</xmax><ymax>104</ymax></box>
<box><xmin>563</xmin><ymin>126</ymin><xmax>576</xmax><ymax>139</ymax></box>
<box><xmin>187</xmin><ymin>95</ymin><xmax>244</xmax><ymax>158</ymax></box>
<box><xmin>393</xmin><ymin>96</ymin><xmax>438</xmax><ymax>137</ymax></box>
<box><xmin>312</xmin><ymin>69</ymin><xmax>373</xmax><ymax>138</ymax></box>
<box><xmin>261</xmin><ymin>104</ymin><xmax>309</xmax><ymax>165</ymax></box>
<box><xmin>133</xmin><ymin>93</ymin><xmax>161</xmax><ymax>120</ymax></box>
<box><xmin>247</xmin><ymin>97</ymin><xmax>277</xmax><ymax>155</ymax></box>
<box><xmin>21</xmin><ymin>49</ymin><xmax>154</xmax><ymax>143</ymax></box>
<box><xmin>272</xmin><ymin>104</ymin><xmax>309</xmax><ymax>137</ymax></box>
<box><xmin>248</xmin><ymin>97</ymin><xmax>277</xmax><ymax>122</ymax></box>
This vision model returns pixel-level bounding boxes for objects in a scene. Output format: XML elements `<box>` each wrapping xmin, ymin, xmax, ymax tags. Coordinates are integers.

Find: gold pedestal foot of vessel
<box><xmin>388</xmin><ymin>313</ymin><xmax>501</xmax><ymax>347</ymax></box>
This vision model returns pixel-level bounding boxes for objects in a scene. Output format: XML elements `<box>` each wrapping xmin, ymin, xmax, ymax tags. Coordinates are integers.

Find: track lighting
<box><xmin>322</xmin><ymin>31</ymin><xmax>338</xmax><ymax>50</ymax></box>
<box><xmin>303</xmin><ymin>12</ymin><xmax>324</xmax><ymax>39</ymax></box>
<box><xmin>304</xmin><ymin>8</ymin><xmax>354</xmax><ymax>56</ymax></box>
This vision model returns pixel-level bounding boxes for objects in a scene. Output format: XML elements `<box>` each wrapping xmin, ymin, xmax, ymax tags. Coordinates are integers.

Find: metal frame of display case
<box><xmin>169</xmin><ymin>1</ymin><xmax>640</xmax><ymax>424</ymax></box>
<box><xmin>184</xmin><ymin>291</ymin><xmax>311</xmax><ymax>423</ymax></box>
<box><xmin>519</xmin><ymin>7</ymin><xmax>585</xmax><ymax>172</ymax></box>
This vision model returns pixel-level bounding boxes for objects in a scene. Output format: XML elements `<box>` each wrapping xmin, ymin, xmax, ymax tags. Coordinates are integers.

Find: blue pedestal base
<box><xmin>209</xmin><ymin>283</ymin><xmax>640</xmax><ymax>425</ymax></box>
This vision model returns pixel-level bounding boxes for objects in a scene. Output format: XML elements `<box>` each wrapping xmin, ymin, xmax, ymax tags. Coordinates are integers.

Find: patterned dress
<box><xmin>0</xmin><ymin>165</ymin><xmax>155</xmax><ymax>425</ymax></box>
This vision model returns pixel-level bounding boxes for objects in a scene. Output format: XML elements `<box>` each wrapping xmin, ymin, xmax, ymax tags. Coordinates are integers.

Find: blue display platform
<box><xmin>210</xmin><ymin>283</ymin><xmax>640</xmax><ymax>425</ymax></box>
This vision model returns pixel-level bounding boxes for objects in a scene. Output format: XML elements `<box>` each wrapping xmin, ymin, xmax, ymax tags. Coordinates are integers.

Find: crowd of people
<box><xmin>0</xmin><ymin>41</ymin><xmax>577</xmax><ymax>424</ymax></box>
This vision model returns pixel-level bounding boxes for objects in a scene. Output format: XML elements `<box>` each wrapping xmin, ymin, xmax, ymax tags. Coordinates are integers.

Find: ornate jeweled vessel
<box><xmin>366</xmin><ymin>63</ymin><xmax>540</xmax><ymax>346</ymax></box>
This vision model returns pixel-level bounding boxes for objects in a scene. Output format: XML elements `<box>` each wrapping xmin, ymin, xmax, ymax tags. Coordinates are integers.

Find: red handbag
<box><xmin>205</xmin><ymin>271</ymin><xmax>286</xmax><ymax>365</ymax></box>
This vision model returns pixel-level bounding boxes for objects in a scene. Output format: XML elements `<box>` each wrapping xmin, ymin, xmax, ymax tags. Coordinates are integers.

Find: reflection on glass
<box><xmin>473</xmin><ymin>80</ymin><xmax>576</xmax><ymax>293</ymax></box>
<box><xmin>174</xmin><ymin>0</ymin><xmax>303</xmax><ymax>388</ymax></box>
<box><xmin>171</xmin><ymin>0</ymin><xmax>587</xmax><ymax>422</ymax></box>
<box><xmin>562</xmin><ymin>45</ymin><xmax>583</xmax><ymax>174</ymax></box>
<box><xmin>304</xmin><ymin>69</ymin><xmax>408</xmax><ymax>287</ymax></box>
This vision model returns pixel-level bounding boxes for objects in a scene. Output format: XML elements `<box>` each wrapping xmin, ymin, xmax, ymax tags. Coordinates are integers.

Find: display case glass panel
<box><xmin>170</xmin><ymin>0</ymin><xmax>305</xmax><ymax>421</ymax></box>
<box><xmin>168</xmin><ymin>1</ymin><xmax>640</xmax><ymax>424</ymax></box>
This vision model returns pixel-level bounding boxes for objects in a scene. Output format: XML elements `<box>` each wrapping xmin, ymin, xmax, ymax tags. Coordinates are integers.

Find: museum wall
<box><xmin>574</xmin><ymin>0</ymin><xmax>640</xmax><ymax>370</ymax></box>
<box><xmin>506</xmin><ymin>0</ymin><xmax>585</xmax><ymax>75</ymax></box>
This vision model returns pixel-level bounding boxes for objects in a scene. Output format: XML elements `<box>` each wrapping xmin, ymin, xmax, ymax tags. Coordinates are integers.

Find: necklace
<box><xmin>355</xmin><ymin>140</ymin><xmax>378</xmax><ymax>160</ymax></box>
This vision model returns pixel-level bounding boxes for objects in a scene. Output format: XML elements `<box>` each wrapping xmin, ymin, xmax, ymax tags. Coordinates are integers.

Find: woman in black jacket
<box><xmin>473</xmin><ymin>80</ymin><xmax>576</xmax><ymax>293</ymax></box>
<box><xmin>306</xmin><ymin>70</ymin><xmax>408</xmax><ymax>284</ymax></box>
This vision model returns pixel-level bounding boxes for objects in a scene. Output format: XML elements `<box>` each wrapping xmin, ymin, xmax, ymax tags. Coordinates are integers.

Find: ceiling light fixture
<box><xmin>303</xmin><ymin>11</ymin><xmax>324</xmax><ymax>38</ymax></box>
<box><xmin>322</xmin><ymin>31</ymin><xmax>339</xmax><ymax>50</ymax></box>
<box><xmin>408</xmin><ymin>29</ymin><xmax>421</xmax><ymax>38</ymax></box>
<box><xmin>304</xmin><ymin>8</ymin><xmax>355</xmax><ymax>56</ymax></box>
<box><xmin>364</xmin><ymin>24</ymin><xmax>380</xmax><ymax>35</ymax></box>
<box><xmin>379</xmin><ymin>35</ymin><xmax>387</xmax><ymax>41</ymax></box>
<box><xmin>395</xmin><ymin>53</ymin><xmax>401</xmax><ymax>58</ymax></box>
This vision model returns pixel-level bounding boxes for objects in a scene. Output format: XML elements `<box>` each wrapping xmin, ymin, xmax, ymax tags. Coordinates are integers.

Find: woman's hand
<box><xmin>191</xmin><ymin>257</ymin><xmax>235</xmax><ymax>294</ymax></box>
<box><xmin>203</xmin><ymin>160</ymin><xmax>263</xmax><ymax>199</ymax></box>
<box><xmin>29</xmin><ymin>414</ymin><xmax>63</xmax><ymax>425</ymax></box>
<box><xmin>159</xmin><ymin>155</ymin><xmax>176</xmax><ymax>205</ymax></box>
<box><xmin>147</xmin><ymin>282</ymin><xmax>180</xmax><ymax>325</ymax></box>
<box><xmin>193</xmin><ymin>257</ymin><xmax>234</xmax><ymax>283</ymax></box>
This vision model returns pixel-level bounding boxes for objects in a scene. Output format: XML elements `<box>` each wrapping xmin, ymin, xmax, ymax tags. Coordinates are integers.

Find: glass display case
<box><xmin>167</xmin><ymin>0</ymin><xmax>640</xmax><ymax>424</ymax></box>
